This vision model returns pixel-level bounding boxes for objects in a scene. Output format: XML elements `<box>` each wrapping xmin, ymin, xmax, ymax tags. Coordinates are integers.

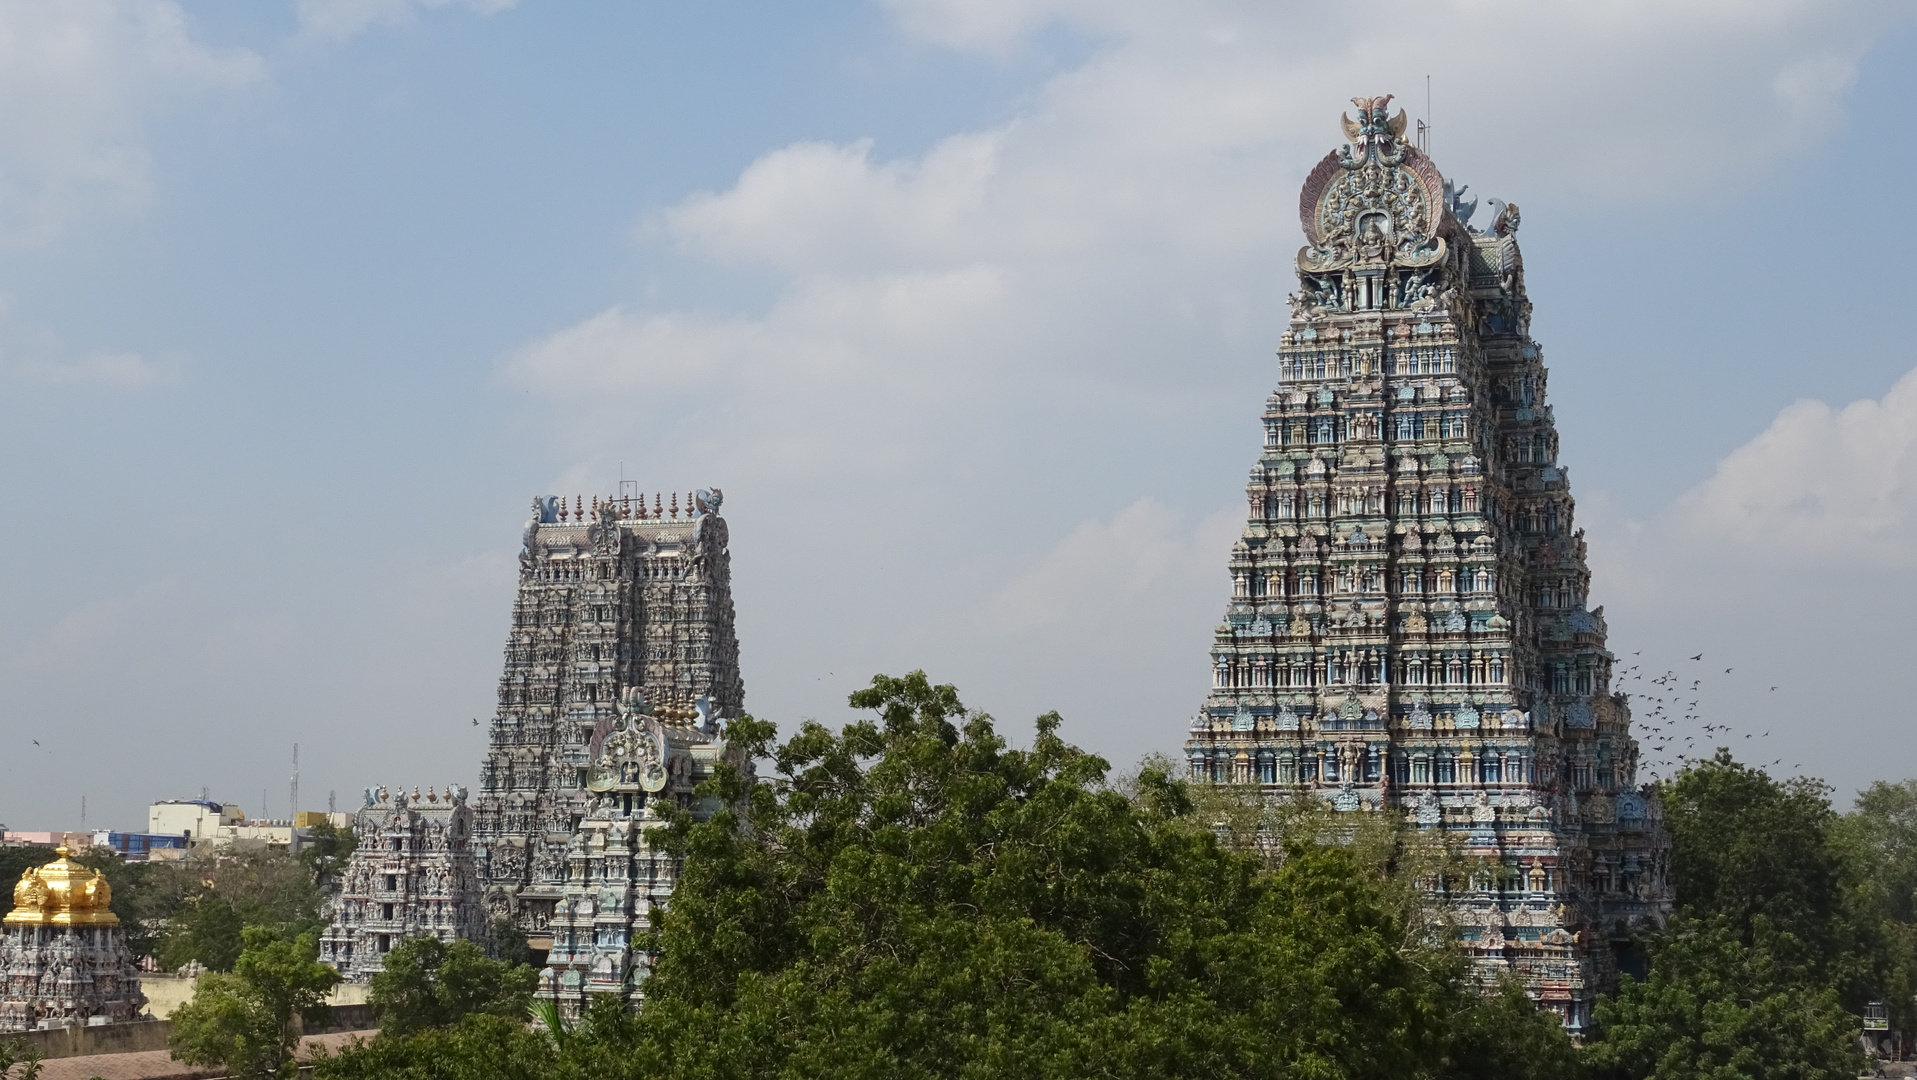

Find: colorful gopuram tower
<box><xmin>1181</xmin><ymin>96</ymin><xmax>1670</xmax><ymax>1032</ymax></box>
<box><xmin>474</xmin><ymin>489</ymin><xmax>744</xmax><ymax>949</ymax></box>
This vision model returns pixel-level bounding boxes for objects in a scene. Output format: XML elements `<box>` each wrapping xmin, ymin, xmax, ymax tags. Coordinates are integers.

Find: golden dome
<box><xmin>4</xmin><ymin>847</ymin><xmax>118</xmax><ymax>927</ymax></box>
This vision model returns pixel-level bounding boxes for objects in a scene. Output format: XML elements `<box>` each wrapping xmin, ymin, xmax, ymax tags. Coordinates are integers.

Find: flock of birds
<box><xmin>1620</xmin><ymin>650</ymin><xmax>1793</xmax><ymax>781</ymax></box>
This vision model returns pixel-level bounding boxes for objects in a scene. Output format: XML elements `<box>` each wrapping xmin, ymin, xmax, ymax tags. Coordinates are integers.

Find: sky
<box><xmin>2</xmin><ymin>0</ymin><xmax>1916</xmax><ymax>831</ymax></box>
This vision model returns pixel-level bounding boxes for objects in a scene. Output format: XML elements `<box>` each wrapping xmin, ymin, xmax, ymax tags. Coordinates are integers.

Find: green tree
<box><xmin>1841</xmin><ymin>779</ymin><xmax>1917</xmax><ymax>1034</ymax></box>
<box><xmin>1586</xmin><ymin>917</ymin><xmax>1860</xmax><ymax>1080</ymax></box>
<box><xmin>612</xmin><ymin>670</ymin><xmax>1568</xmax><ymax>1079</ymax></box>
<box><xmin>313</xmin><ymin>672</ymin><xmax>1578</xmax><ymax>1080</ymax></box>
<box><xmin>298</xmin><ymin>822</ymin><xmax>357</xmax><ymax>890</ymax></box>
<box><xmin>1660</xmin><ymin>750</ymin><xmax>1890</xmax><ymax>1010</ymax></box>
<box><xmin>153</xmin><ymin>847</ymin><xmax>326</xmax><ymax>972</ymax></box>
<box><xmin>158</xmin><ymin>894</ymin><xmax>248</xmax><ymax>972</ymax></box>
<box><xmin>0</xmin><ymin>1035</ymin><xmax>44</xmax><ymax>1080</ymax></box>
<box><xmin>168</xmin><ymin>926</ymin><xmax>343</xmax><ymax>1079</ymax></box>
<box><xmin>369</xmin><ymin>937</ymin><xmax>538</xmax><ymax>1036</ymax></box>
<box><xmin>1661</xmin><ymin>751</ymin><xmax>1849</xmax><ymax>948</ymax></box>
<box><xmin>0</xmin><ymin>847</ymin><xmax>56</xmax><ymax>896</ymax></box>
<box><xmin>488</xmin><ymin>915</ymin><xmax>534</xmax><ymax>967</ymax></box>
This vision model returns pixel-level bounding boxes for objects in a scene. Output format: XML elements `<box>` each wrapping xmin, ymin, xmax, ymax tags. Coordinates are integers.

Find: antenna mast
<box><xmin>290</xmin><ymin>743</ymin><xmax>300</xmax><ymax>822</ymax></box>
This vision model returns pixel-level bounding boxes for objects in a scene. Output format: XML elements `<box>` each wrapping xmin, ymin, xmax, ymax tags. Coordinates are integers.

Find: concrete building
<box><xmin>85</xmin><ymin>833</ymin><xmax>187</xmax><ymax>863</ymax></box>
<box><xmin>146</xmin><ymin>801</ymin><xmax>242</xmax><ymax>844</ymax></box>
<box><xmin>1181</xmin><ymin>94</ymin><xmax>1670</xmax><ymax>1033</ymax></box>
<box><xmin>146</xmin><ymin>801</ymin><xmax>312</xmax><ymax>855</ymax></box>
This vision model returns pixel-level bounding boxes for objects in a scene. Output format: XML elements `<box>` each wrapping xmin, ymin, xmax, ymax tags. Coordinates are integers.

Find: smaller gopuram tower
<box><xmin>1181</xmin><ymin>95</ymin><xmax>1670</xmax><ymax>1032</ymax></box>
<box><xmin>319</xmin><ymin>785</ymin><xmax>484</xmax><ymax>980</ymax></box>
<box><xmin>0</xmin><ymin>848</ymin><xmax>146</xmax><ymax>1031</ymax></box>
<box><xmin>474</xmin><ymin>488</ymin><xmax>743</xmax><ymax>947</ymax></box>
<box><xmin>537</xmin><ymin>688</ymin><xmax>747</xmax><ymax>1017</ymax></box>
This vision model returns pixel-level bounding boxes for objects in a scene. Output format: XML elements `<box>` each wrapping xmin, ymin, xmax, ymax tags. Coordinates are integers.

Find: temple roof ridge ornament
<box><xmin>1297</xmin><ymin>93</ymin><xmax>1450</xmax><ymax>284</ymax></box>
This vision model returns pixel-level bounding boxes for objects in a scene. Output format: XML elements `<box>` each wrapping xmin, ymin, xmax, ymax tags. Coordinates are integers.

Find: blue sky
<box><xmin>3</xmin><ymin>0</ymin><xmax>1915</xmax><ymax>830</ymax></box>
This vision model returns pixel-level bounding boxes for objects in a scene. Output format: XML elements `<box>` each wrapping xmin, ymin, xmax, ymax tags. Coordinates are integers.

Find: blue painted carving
<box><xmin>1456</xmin><ymin>704</ymin><xmax>1481</xmax><ymax>730</ymax></box>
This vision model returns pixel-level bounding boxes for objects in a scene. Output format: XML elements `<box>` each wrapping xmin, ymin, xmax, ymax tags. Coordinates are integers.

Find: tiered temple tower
<box><xmin>537</xmin><ymin>689</ymin><xmax>744</xmax><ymax>1017</ymax></box>
<box><xmin>474</xmin><ymin>489</ymin><xmax>743</xmax><ymax>950</ymax></box>
<box><xmin>320</xmin><ymin>785</ymin><xmax>484</xmax><ymax>980</ymax></box>
<box><xmin>1182</xmin><ymin>96</ymin><xmax>1669</xmax><ymax>1032</ymax></box>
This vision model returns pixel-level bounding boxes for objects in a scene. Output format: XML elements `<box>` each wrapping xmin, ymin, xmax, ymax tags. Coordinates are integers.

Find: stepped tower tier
<box><xmin>474</xmin><ymin>488</ymin><xmax>743</xmax><ymax>948</ymax></box>
<box><xmin>319</xmin><ymin>785</ymin><xmax>484</xmax><ymax>981</ymax></box>
<box><xmin>1182</xmin><ymin>95</ymin><xmax>1670</xmax><ymax>1033</ymax></box>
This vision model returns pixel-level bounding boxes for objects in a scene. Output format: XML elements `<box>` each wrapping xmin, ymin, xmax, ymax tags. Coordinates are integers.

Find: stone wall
<box><xmin>10</xmin><ymin>1004</ymin><xmax>375</xmax><ymax>1060</ymax></box>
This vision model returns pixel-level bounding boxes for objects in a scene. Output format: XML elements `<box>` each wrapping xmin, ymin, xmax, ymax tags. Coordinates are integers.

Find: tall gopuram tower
<box><xmin>1182</xmin><ymin>96</ymin><xmax>1669</xmax><ymax>1032</ymax></box>
<box><xmin>474</xmin><ymin>488</ymin><xmax>743</xmax><ymax>947</ymax></box>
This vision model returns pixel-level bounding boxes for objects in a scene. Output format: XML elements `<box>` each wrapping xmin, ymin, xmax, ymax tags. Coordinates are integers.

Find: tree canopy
<box><xmin>322</xmin><ymin>670</ymin><xmax>1576</xmax><ymax>1080</ymax></box>
<box><xmin>1585</xmin><ymin>750</ymin><xmax>1880</xmax><ymax>1077</ymax></box>
<box><xmin>168</xmin><ymin>926</ymin><xmax>342</xmax><ymax>1078</ymax></box>
<box><xmin>369</xmin><ymin>936</ymin><xmax>538</xmax><ymax>1037</ymax></box>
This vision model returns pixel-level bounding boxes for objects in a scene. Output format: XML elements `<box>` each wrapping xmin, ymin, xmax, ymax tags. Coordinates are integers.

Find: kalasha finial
<box><xmin>670</xmin><ymin>493</ymin><xmax>679</xmax><ymax>519</ymax></box>
<box><xmin>591</xmin><ymin>495</ymin><xmax>600</xmax><ymax>516</ymax></box>
<box><xmin>653</xmin><ymin>493</ymin><xmax>662</xmax><ymax>518</ymax></box>
<box><xmin>558</xmin><ymin>499</ymin><xmax>569</xmax><ymax>522</ymax></box>
<box><xmin>575</xmin><ymin>495</ymin><xmax>584</xmax><ymax>520</ymax></box>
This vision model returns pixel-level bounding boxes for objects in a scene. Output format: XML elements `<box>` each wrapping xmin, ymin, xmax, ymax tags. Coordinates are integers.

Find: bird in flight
<box><xmin>1770</xmin><ymin>687</ymin><xmax>1777</xmax><ymax>692</ymax></box>
<box><xmin>472</xmin><ymin>718</ymin><xmax>480</xmax><ymax>726</ymax></box>
<box><xmin>1691</xmin><ymin>653</ymin><xmax>1703</xmax><ymax>660</ymax></box>
<box><xmin>1724</xmin><ymin>668</ymin><xmax>1732</xmax><ymax>673</ymax></box>
<box><xmin>32</xmin><ymin>740</ymin><xmax>39</xmax><ymax>746</ymax></box>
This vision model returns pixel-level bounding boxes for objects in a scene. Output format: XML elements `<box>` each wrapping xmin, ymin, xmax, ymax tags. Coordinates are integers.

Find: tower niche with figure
<box><xmin>1180</xmin><ymin>96</ymin><xmax>1670</xmax><ymax>1032</ymax></box>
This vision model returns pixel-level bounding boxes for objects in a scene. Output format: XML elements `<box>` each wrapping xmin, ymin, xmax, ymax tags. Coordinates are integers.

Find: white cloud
<box><xmin>296</xmin><ymin>0</ymin><xmax>517</xmax><ymax>42</ymax></box>
<box><xmin>664</xmin><ymin>135</ymin><xmax>1000</xmax><ymax>273</ymax></box>
<box><xmin>504</xmin><ymin>268</ymin><xmax>1011</xmax><ymax>477</ymax></box>
<box><xmin>11</xmin><ymin>579</ymin><xmax>181</xmax><ymax>671</ymax></box>
<box><xmin>508</xmin><ymin>0</ymin><xmax>1917</xmax><ymax>778</ymax></box>
<box><xmin>991</xmin><ymin>498</ymin><xmax>1238</xmax><ymax>632</ymax></box>
<box><xmin>1668</xmin><ymin>366</ymin><xmax>1917</xmax><ymax>566</ymax></box>
<box><xmin>0</xmin><ymin>0</ymin><xmax>263</xmax><ymax>245</ymax></box>
<box><xmin>12</xmin><ymin>349</ymin><xmax>178</xmax><ymax>388</ymax></box>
